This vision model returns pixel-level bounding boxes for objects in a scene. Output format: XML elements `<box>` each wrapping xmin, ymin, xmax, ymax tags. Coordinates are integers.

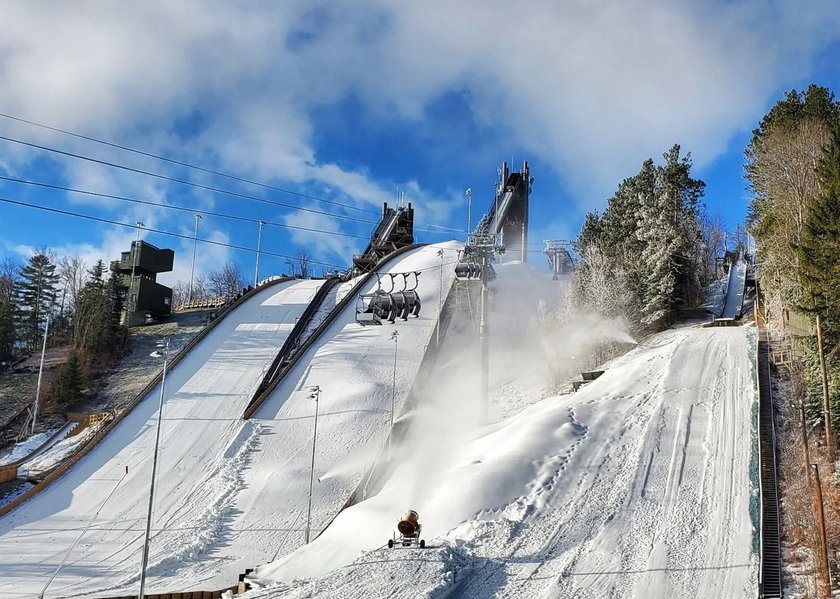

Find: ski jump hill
<box><xmin>0</xmin><ymin>169</ymin><xmax>763</xmax><ymax>598</ymax></box>
<box><xmin>0</xmin><ymin>241</ymin><xmax>460</xmax><ymax>598</ymax></box>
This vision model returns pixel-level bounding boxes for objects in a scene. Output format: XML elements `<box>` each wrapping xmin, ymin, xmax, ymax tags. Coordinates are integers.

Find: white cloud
<box><xmin>0</xmin><ymin>0</ymin><xmax>838</xmax><ymax>242</ymax></box>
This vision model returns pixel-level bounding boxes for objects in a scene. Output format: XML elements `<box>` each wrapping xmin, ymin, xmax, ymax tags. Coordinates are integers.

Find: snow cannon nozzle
<box><xmin>397</xmin><ymin>510</ymin><xmax>421</xmax><ymax>537</ymax></box>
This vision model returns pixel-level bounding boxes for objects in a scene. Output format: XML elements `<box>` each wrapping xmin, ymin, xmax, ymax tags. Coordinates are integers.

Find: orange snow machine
<box><xmin>388</xmin><ymin>509</ymin><xmax>426</xmax><ymax>549</ymax></box>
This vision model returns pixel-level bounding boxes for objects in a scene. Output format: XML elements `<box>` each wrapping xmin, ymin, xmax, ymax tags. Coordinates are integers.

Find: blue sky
<box><xmin>1</xmin><ymin>1</ymin><xmax>840</xmax><ymax>286</ymax></box>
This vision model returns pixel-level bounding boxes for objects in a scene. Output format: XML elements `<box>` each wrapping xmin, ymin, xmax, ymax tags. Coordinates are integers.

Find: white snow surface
<box><xmin>18</xmin><ymin>422</ymin><xmax>100</xmax><ymax>478</ymax></box>
<box><xmin>248</xmin><ymin>325</ymin><xmax>759</xmax><ymax>598</ymax></box>
<box><xmin>0</xmin><ymin>430</ymin><xmax>56</xmax><ymax>466</ymax></box>
<box><xmin>0</xmin><ymin>243</ymin><xmax>460</xmax><ymax>598</ymax></box>
<box><xmin>0</xmin><ymin>278</ymin><xmax>328</xmax><ymax>598</ymax></box>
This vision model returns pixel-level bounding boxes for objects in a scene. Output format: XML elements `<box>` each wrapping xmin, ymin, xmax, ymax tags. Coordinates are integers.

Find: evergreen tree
<box><xmin>746</xmin><ymin>85</ymin><xmax>840</xmax><ymax>307</ymax></box>
<box><xmin>0</xmin><ymin>259</ymin><xmax>18</xmax><ymax>362</ymax></box>
<box><xmin>106</xmin><ymin>262</ymin><xmax>127</xmax><ymax>350</ymax></box>
<box><xmin>51</xmin><ymin>351</ymin><xmax>84</xmax><ymax>408</ymax></box>
<box><xmin>575</xmin><ymin>145</ymin><xmax>705</xmax><ymax>332</ymax></box>
<box><xmin>14</xmin><ymin>252</ymin><xmax>59</xmax><ymax>352</ymax></box>
<box><xmin>73</xmin><ymin>260</ymin><xmax>126</xmax><ymax>358</ymax></box>
<box><xmin>797</xmin><ymin>129</ymin><xmax>840</xmax><ymax>342</ymax></box>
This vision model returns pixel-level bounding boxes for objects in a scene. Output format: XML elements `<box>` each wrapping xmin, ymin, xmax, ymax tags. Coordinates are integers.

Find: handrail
<box><xmin>0</xmin><ymin>276</ymin><xmax>295</xmax><ymax>520</ymax></box>
<box><xmin>756</xmin><ymin>283</ymin><xmax>782</xmax><ymax>598</ymax></box>
<box><xmin>243</xmin><ymin>245</ymin><xmax>425</xmax><ymax>419</ymax></box>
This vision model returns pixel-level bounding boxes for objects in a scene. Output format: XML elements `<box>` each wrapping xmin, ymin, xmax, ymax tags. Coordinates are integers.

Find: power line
<box><xmin>0</xmin><ymin>116</ymin><xmax>466</xmax><ymax>235</ymax></box>
<box><xmin>0</xmin><ymin>196</ymin><xmax>347</xmax><ymax>269</ymax></box>
<box><xmin>0</xmin><ymin>175</ymin><xmax>369</xmax><ymax>241</ymax></box>
<box><xmin>0</xmin><ymin>134</ymin><xmax>380</xmax><ymax>226</ymax></box>
<box><xmin>0</xmin><ymin>111</ymin><xmax>375</xmax><ymax>214</ymax></box>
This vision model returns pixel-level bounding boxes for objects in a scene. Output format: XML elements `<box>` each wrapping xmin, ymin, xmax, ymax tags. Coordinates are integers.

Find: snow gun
<box><xmin>388</xmin><ymin>509</ymin><xmax>426</xmax><ymax>549</ymax></box>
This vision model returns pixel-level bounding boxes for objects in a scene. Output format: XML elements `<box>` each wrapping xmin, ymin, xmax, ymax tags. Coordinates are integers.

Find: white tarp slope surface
<box><xmin>225</xmin><ymin>242</ymin><xmax>461</xmax><ymax>573</ymax></box>
<box><xmin>248</xmin><ymin>325</ymin><xmax>758</xmax><ymax>599</ymax></box>
<box><xmin>721</xmin><ymin>259</ymin><xmax>748</xmax><ymax>320</ymax></box>
<box><xmin>0</xmin><ymin>278</ymin><xmax>327</xmax><ymax>599</ymax></box>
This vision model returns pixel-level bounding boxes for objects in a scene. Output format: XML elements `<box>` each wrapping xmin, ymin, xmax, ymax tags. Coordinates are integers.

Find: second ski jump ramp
<box><xmin>210</xmin><ymin>242</ymin><xmax>462</xmax><ymax>584</ymax></box>
<box><xmin>0</xmin><ymin>242</ymin><xmax>461</xmax><ymax>598</ymax></box>
<box><xmin>0</xmin><ymin>278</ymin><xmax>328</xmax><ymax>599</ymax></box>
<box><xmin>721</xmin><ymin>259</ymin><xmax>747</xmax><ymax>320</ymax></box>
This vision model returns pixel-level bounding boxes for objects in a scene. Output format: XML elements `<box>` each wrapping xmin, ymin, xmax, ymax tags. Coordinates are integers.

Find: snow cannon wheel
<box><xmin>388</xmin><ymin>539</ymin><xmax>394</xmax><ymax>549</ymax></box>
<box><xmin>420</xmin><ymin>539</ymin><xmax>425</xmax><ymax>549</ymax></box>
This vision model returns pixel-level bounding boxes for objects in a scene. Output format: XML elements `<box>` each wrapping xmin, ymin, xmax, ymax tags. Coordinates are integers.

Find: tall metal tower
<box><xmin>456</xmin><ymin>232</ymin><xmax>504</xmax><ymax>422</ymax></box>
<box><xmin>543</xmin><ymin>240</ymin><xmax>574</xmax><ymax>280</ymax></box>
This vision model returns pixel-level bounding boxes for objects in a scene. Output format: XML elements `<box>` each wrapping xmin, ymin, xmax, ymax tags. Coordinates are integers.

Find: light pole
<box><xmin>389</xmin><ymin>330</ymin><xmax>399</xmax><ymax>460</ymax></box>
<box><xmin>188</xmin><ymin>214</ymin><xmax>203</xmax><ymax>302</ymax></box>
<box><xmin>138</xmin><ymin>337</ymin><xmax>170</xmax><ymax>599</ymax></box>
<box><xmin>304</xmin><ymin>385</ymin><xmax>321</xmax><ymax>545</ymax></box>
<box><xmin>127</xmin><ymin>221</ymin><xmax>144</xmax><ymax>327</ymax></box>
<box><xmin>254</xmin><ymin>220</ymin><xmax>265</xmax><ymax>287</ymax></box>
<box><xmin>465</xmin><ymin>188</ymin><xmax>472</xmax><ymax>238</ymax></box>
<box><xmin>30</xmin><ymin>316</ymin><xmax>50</xmax><ymax>434</ymax></box>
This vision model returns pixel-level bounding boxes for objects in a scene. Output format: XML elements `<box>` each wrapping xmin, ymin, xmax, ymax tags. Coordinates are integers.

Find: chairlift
<box><xmin>354</xmin><ymin>271</ymin><xmax>421</xmax><ymax>326</ymax></box>
<box><xmin>356</xmin><ymin>273</ymin><xmax>388</xmax><ymax>326</ymax></box>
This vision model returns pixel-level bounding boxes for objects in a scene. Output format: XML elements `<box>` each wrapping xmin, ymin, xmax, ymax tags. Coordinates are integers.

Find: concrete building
<box><xmin>112</xmin><ymin>241</ymin><xmax>174</xmax><ymax>326</ymax></box>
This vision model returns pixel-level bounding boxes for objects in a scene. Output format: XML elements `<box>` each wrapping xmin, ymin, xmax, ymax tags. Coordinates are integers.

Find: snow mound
<box><xmin>246</xmin><ymin>546</ymin><xmax>482</xmax><ymax>599</ymax></box>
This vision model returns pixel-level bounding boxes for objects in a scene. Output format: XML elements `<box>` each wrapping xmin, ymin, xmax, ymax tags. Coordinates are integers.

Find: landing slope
<box><xmin>250</xmin><ymin>326</ymin><xmax>758</xmax><ymax>599</ymax></box>
<box><xmin>0</xmin><ymin>279</ymin><xmax>326</xmax><ymax>599</ymax></box>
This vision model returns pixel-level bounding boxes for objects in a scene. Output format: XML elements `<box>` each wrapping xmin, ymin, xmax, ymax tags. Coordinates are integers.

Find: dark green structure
<box><xmin>112</xmin><ymin>241</ymin><xmax>174</xmax><ymax>326</ymax></box>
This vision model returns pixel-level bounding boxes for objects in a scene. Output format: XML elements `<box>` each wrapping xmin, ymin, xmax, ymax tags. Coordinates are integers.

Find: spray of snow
<box><xmin>252</xmin><ymin>263</ymin><xmax>639</xmax><ymax>585</ymax></box>
<box><xmin>317</xmin><ymin>440</ymin><xmax>383</xmax><ymax>483</ymax></box>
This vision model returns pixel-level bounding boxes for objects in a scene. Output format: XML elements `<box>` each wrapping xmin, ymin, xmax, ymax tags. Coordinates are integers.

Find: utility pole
<box><xmin>304</xmin><ymin>385</ymin><xmax>321</xmax><ymax>545</ymax></box>
<box><xmin>139</xmin><ymin>338</ymin><xmax>170</xmax><ymax>599</ymax></box>
<box><xmin>30</xmin><ymin>316</ymin><xmax>50</xmax><ymax>435</ymax></box>
<box><xmin>254</xmin><ymin>220</ymin><xmax>265</xmax><ymax>287</ymax></box>
<box><xmin>188</xmin><ymin>214</ymin><xmax>203</xmax><ymax>302</ymax></box>
<box><xmin>389</xmin><ymin>330</ymin><xmax>399</xmax><ymax>460</ymax></box>
<box><xmin>812</xmin><ymin>464</ymin><xmax>832</xmax><ymax>597</ymax></box>
<box><xmin>798</xmin><ymin>402</ymin><xmax>812</xmax><ymax>487</ymax></box>
<box><xmin>816</xmin><ymin>315</ymin><xmax>833</xmax><ymax>460</ymax></box>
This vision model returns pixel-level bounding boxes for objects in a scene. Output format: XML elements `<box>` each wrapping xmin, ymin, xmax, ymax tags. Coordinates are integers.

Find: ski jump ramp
<box><xmin>720</xmin><ymin>259</ymin><xmax>748</xmax><ymax>320</ymax></box>
<box><xmin>0</xmin><ymin>242</ymin><xmax>459</xmax><ymax>598</ymax></box>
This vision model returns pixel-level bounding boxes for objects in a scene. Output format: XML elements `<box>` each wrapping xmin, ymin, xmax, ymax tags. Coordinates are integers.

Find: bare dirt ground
<box><xmin>75</xmin><ymin>309</ymin><xmax>214</xmax><ymax>414</ymax></box>
<box><xmin>0</xmin><ymin>309</ymin><xmax>213</xmax><ymax>452</ymax></box>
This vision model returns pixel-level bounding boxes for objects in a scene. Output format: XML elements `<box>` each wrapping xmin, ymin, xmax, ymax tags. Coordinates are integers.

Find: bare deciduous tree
<box><xmin>286</xmin><ymin>248</ymin><xmax>313</xmax><ymax>278</ymax></box>
<box><xmin>747</xmin><ymin>117</ymin><xmax>831</xmax><ymax>304</ymax></box>
<box><xmin>208</xmin><ymin>262</ymin><xmax>245</xmax><ymax>298</ymax></box>
<box><xmin>58</xmin><ymin>255</ymin><xmax>87</xmax><ymax>316</ymax></box>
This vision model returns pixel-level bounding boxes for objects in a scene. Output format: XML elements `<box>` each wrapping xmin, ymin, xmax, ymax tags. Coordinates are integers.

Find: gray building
<box><xmin>112</xmin><ymin>241</ymin><xmax>174</xmax><ymax>326</ymax></box>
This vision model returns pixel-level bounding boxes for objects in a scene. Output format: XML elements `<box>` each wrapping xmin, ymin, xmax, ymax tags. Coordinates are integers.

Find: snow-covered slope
<box><xmin>220</xmin><ymin>242</ymin><xmax>461</xmax><ymax>576</ymax></box>
<box><xmin>248</xmin><ymin>326</ymin><xmax>758</xmax><ymax>598</ymax></box>
<box><xmin>0</xmin><ymin>242</ymin><xmax>461</xmax><ymax>598</ymax></box>
<box><xmin>0</xmin><ymin>278</ymin><xmax>327</xmax><ymax>598</ymax></box>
